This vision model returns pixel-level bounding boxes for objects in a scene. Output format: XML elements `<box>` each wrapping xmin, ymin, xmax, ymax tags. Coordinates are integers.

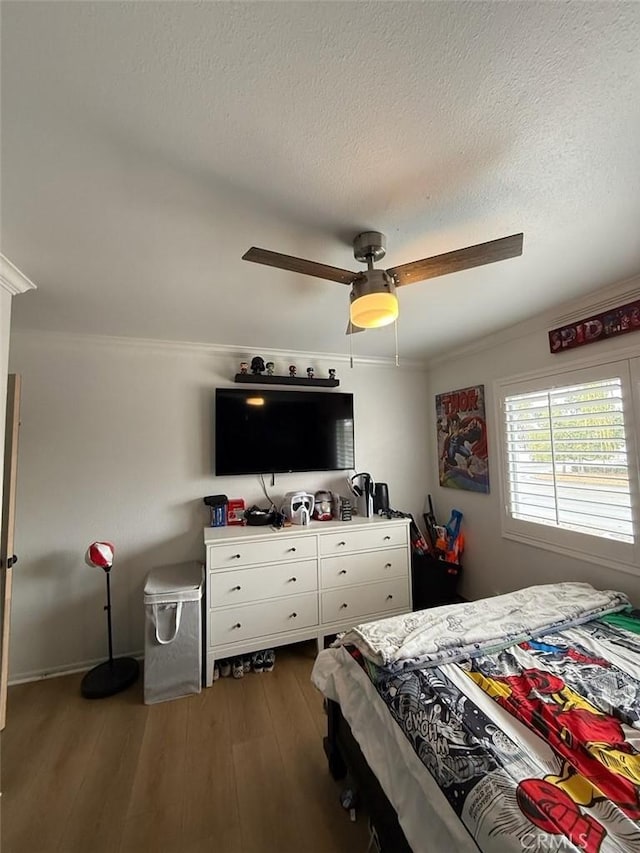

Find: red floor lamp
<box><xmin>81</xmin><ymin>541</ymin><xmax>139</xmax><ymax>699</ymax></box>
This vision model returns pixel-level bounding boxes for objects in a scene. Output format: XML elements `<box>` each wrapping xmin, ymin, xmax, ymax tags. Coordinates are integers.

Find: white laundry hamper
<box><xmin>143</xmin><ymin>561</ymin><xmax>203</xmax><ymax>704</ymax></box>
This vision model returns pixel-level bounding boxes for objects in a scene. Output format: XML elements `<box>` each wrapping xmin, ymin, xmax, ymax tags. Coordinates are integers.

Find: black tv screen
<box><xmin>215</xmin><ymin>388</ymin><xmax>355</xmax><ymax>475</ymax></box>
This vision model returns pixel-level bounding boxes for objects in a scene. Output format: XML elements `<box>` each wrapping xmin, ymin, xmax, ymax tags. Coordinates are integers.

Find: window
<box><xmin>497</xmin><ymin>356</ymin><xmax>640</xmax><ymax>575</ymax></box>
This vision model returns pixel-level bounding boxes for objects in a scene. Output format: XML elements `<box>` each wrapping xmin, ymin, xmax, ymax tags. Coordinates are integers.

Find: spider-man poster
<box><xmin>436</xmin><ymin>384</ymin><xmax>490</xmax><ymax>493</ymax></box>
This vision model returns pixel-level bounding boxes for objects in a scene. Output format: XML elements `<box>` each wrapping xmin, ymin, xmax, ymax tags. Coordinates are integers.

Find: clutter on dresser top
<box><xmin>203</xmin><ymin>473</ymin><xmax>396</xmax><ymax>531</ymax></box>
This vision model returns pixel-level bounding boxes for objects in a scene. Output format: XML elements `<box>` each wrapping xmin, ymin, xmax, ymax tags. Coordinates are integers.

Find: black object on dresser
<box><xmin>411</xmin><ymin>553</ymin><xmax>462</xmax><ymax>609</ymax></box>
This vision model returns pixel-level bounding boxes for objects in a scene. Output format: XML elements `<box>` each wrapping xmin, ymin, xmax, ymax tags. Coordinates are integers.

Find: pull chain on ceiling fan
<box><xmin>242</xmin><ymin>230</ymin><xmax>524</xmax><ymax>333</ymax></box>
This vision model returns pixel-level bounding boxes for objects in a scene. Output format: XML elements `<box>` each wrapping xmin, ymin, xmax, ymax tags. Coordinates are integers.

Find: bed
<box><xmin>311</xmin><ymin>582</ymin><xmax>640</xmax><ymax>853</ymax></box>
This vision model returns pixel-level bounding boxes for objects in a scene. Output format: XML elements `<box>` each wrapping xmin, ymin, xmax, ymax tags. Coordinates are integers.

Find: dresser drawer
<box><xmin>210</xmin><ymin>593</ymin><xmax>318</xmax><ymax>646</ymax></box>
<box><xmin>321</xmin><ymin>578</ymin><xmax>410</xmax><ymax>625</ymax></box>
<box><xmin>207</xmin><ymin>535</ymin><xmax>316</xmax><ymax>569</ymax></box>
<box><xmin>321</xmin><ymin>548</ymin><xmax>408</xmax><ymax>589</ymax></box>
<box><xmin>319</xmin><ymin>524</ymin><xmax>408</xmax><ymax>556</ymax></box>
<box><xmin>210</xmin><ymin>559</ymin><xmax>317</xmax><ymax>606</ymax></box>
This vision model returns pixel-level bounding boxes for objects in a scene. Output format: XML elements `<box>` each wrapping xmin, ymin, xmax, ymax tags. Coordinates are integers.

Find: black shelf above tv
<box><xmin>234</xmin><ymin>373</ymin><xmax>340</xmax><ymax>388</ymax></box>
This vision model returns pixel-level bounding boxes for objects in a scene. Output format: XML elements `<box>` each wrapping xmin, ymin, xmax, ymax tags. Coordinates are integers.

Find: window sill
<box><xmin>501</xmin><ymin>530</ymin><xmax>639</xmax><ymax>579</ymax></box>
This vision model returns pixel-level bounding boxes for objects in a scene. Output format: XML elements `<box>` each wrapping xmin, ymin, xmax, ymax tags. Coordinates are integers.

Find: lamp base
<box><xmin>81</xmin><ymin>657</ymin><xmax>140</xmax><ymax>699</ymax></box>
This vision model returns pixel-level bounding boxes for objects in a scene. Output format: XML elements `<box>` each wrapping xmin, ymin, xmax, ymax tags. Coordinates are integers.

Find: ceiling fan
<box><xmin>242</xmin><ymin>230</ymin><xmax>523</xmax><ymax>334</ymax></box>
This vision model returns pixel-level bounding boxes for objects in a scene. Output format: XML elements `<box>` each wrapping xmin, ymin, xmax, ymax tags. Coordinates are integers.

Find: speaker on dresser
<box><xmin>373</xmin><ymin>482</ymin><xmax>390</xmax><ymax>515</ymax></box>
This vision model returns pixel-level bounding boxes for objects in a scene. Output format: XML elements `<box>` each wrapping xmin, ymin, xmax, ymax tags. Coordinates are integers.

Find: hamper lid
<box><xmin>144</xmin><ymin>561</ymin><xmax>203</xmax><ymax>604</ymax></box>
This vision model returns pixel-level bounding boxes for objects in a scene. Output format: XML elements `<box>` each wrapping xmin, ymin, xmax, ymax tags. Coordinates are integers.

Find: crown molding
<box><xmin>428</xmin><ymin>274</ymin><xmax>640</xmax><ymax>368</ymax></box>
<box><xmin>10</xmin><ymin>329</ymin><xmax>429</xmax><ymax>370</ymax></box>
<box><xmin>549</xmin><ymin>281</ymin><xmax>640</xmax><ymax>326</ymax></box>
<box><xmin>492</xmin><ymin>339</ymin><xmax>640</xmax><ymax>389</ymax></box>
<box><xmin>0</xmin><ymin>255</ymin><xmax>37</xmax><ymax>296</ymax></box>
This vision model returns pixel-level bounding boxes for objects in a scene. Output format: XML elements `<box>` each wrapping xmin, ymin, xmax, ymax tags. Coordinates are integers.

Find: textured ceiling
<box><xmin>2</xmin><ymin>1</ymin><xmax>640</xmax><ymax>361</ymax></box>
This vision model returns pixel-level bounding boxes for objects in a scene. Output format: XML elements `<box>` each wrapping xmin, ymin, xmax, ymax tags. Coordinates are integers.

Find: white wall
<box><xmin>427</xmin><ymin>279</ymin><xmax>640</xmax><ymax>607</ymax></box>
<box><xmin>8</xmin><ymin>332</ymin><xmax>429</xmax><ymax>680</ymax></box>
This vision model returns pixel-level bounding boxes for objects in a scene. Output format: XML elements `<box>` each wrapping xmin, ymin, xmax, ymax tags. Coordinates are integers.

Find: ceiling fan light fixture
<box><xmin>349</xmin><ymin>269</ymin><xmax>398</xmax><ymax>329</ymax></box>
<box><xmin>350</xmin><ymin>291</ymin><xmax>398</xmax><ymax>328</ymax></box>
<box><xmin>242</xmin><ymin>231</ymin><xmax>523</xmax><ymax>334</ymax></box>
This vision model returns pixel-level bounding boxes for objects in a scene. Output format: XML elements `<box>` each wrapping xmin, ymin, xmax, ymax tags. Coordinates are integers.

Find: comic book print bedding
<box><xmin>350</xmin><ymin>611</ymin><xmax>640</xmax><ymax>853</ymax></box>
<box><xmin>337</xmin><ymin>583</ymin><xmax>629</xmax><ymax>672</ymax></box>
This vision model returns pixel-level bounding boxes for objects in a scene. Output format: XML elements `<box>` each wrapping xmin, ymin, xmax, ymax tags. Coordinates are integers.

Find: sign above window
<box><xmin>548</xmin><ymin>299</ymin><xmax>640</xmax><ymax>354</ymax></box>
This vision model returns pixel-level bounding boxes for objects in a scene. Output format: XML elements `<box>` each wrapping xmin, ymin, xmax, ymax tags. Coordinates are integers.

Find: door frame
<box><xmin>1</xmin><ymin>374</ymin><xmax>22</xmax><ymax>729</ymax></box>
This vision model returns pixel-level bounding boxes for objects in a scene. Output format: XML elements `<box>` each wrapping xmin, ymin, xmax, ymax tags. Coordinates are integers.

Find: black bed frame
<box><xmin>324</xmin><ymin>698</ymin><xmax>413</xmax><ymax>852</ymax></box>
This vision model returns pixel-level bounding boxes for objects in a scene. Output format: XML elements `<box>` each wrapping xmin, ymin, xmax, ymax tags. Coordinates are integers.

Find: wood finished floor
<box><xmin>2</xmin><ymin>642</ymin><xmax>370</xmax><ymax>853</ymax></box>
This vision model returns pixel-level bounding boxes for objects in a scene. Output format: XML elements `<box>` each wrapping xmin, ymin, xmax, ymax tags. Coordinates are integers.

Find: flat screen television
<box><xmin>215</xmin><ymin>387</ymin><xmax>355</xmax><ymax>475</ymax></box>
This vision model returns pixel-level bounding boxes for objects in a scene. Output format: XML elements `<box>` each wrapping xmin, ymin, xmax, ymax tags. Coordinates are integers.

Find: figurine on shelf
<box><xmin>239</xmin><ymin>361</ymin><xmax>249</xmax><ymax>374</ymax></box>
<box><xmin>289</xmin><ymin>365</ymin><xmax>297</xmax><ymax>378</ymax></box>
<box><xmin>250</xmin><ymin>356</ymin><xmax>265</xmax><ymax>375</ymax></box>
<box><xmin>328</xmin><ymin>368</ymin><xmax>336</xmax><ymax>381</ymax></box>
<box><xmin>307</xmin><ymin>367</ymin><xmax>315</xmax><ymax>379</ymax></box>
<box><xmin>266</xmin><ymin>361</ymin><xmax>275</xmax><ymax>376</ymax></box>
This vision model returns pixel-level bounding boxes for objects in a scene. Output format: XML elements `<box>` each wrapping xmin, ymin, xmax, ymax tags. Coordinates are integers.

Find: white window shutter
<box><xmin>504</xmin><ymin>377</ymin><xmax>633</xmax><ymax>544</ymax></box>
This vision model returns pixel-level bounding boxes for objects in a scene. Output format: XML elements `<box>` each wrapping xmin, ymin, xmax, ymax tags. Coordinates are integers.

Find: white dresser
<box><xmin>203</xmin><ymin>516</ymin><xmax>411</xmax><ymax>686</ymax></box>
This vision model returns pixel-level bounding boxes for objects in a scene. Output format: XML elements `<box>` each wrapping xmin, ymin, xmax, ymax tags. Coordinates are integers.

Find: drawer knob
<box><xmin>287</xmin><ymin>547</ymin><xmax>297</xmax><ymax>553</ymax></box>
<box><xmin>232</xmin><ymin>585</ymin><xmax>242</xmax><ymax>591</ymax></box>
<box><xmin>340</xmin><ymin>602</ymin><xmax>348</xmax><ymax>609</ymax></box>
<box><xmin>233</xmin><ymin>622</ymin><xmax>242</xmax><ymax>629</ymax></box>
<box><xmin>337</xmin><ymin>541</ymin><xmax>346</xmax><ymax>547</ymax></box>
<box><xmin>289</xmin><ymin>577</ymin><xmax>297</xmax><ymax>582</ymax></box>
<box><xmin>386</xmin><ymin>594</ymin><xmax>393</xmax><ymax>600</ymax></box>
<box><xmin>290</xmin><ymin>612</ymin><xmax>298</xmax><ymax>618</ymax></box>
<box><xmin>338</xmin><ymin>569</ymin><xmax>347</xmax><ymax>575</ymax></box>
<box><xmin>232</xmin><ymin>553</ymin><xmax>241</xmax><ymax>559</ymax></box>
<box><xmin>385</xmin><ymin>563</ymin><xmax>392</xmax><ymax>569</ymax></box>
<box><xmin>383</xmin><ymin>536</ymin><xmax>391</xmax><ymax>541</ymax></box>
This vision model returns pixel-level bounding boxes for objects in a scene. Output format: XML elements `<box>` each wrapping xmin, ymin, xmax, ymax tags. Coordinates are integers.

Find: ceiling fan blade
<box><xmin>345</xmin><ymin>321</ymin><xmax>366</xmax><ymax>335</ymax></box>
<box><xmin>243</xmin><ymin>247</ymin><xmax>357</xmax><ymax>285</ymax></box>
<box><xmin>388</xmin><ymin>233</ymin><xmax>524</xmax><ymax>287</ymax></box>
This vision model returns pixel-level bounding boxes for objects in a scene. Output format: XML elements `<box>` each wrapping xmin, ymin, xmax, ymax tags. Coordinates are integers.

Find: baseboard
<box><xmin>8</xmin><ymin>650</ymin><xmax>144</xmax><ymax>686</ymax></box>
